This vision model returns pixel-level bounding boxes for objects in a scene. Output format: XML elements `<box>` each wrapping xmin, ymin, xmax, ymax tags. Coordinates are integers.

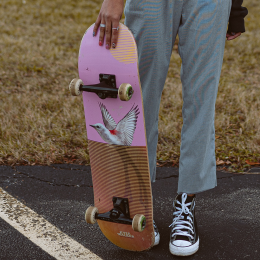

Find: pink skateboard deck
<box><xmin>73</xmin><ymin>23</ymin><xmax>154</xmax><ymax>251</ymax></box>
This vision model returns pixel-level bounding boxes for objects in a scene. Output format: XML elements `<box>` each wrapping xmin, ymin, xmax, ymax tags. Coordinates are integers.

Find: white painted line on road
<box><xmin>0</xmin><ymin>188</ymin><xmax>102</xmax><ymax>260</ymax></box>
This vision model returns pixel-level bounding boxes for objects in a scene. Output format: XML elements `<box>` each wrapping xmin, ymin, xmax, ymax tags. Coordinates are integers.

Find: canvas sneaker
<box><xmin>153</xmin><ymin>220</ymin><xmax>160</xmax><ymax>246</ymax></box>
<box><xmin>169</xmin><ymin>193</ymin><xmax>199</xmax><ymax>256</ymax></box>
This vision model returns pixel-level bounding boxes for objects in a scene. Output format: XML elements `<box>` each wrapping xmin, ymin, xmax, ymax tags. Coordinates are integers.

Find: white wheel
<box><xmin>85</xmin><ymin>206</ymin><xmax>98</xmax><ymax>224</ymax></box>
<box><xmin>118</xmin><ymin>83</ymin><xmax>134</xmax><ymax>101</ymax></box>
<box><xmin>132</xmin><ymin>214</ymin><xmax>146</xmax><ymax>232</ymax></box>
<box><xmin>69</xmin><ymin>78</ymin><xmax>83</xmax><ymax>96</ymax></box>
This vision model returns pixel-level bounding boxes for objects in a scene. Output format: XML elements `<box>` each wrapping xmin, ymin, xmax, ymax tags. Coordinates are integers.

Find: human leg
<box><xmin>124</xmin><ymin>0</ymin><xmax>183</xmax><ymax>183</ymax></box>
<box><xmin>169</xmin><ymin>0</ymin><xmax>232</xmax><ymax>256</ymax></box>
<box><xmin>177</xmin><ymin>0</ymin><xmax>232</xmax><ymax>194</ymax></box>
<box><xmin>125</xmin><ymin>0</ymin><xmax>184</xmax><ymax>247</ymax></box>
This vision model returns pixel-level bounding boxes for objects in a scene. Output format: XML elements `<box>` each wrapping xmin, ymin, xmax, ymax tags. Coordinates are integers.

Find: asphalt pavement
<box><xmin>0</xmin><ymin>164</ymin><xmax>259</xmax><ymax>260</ymax></box>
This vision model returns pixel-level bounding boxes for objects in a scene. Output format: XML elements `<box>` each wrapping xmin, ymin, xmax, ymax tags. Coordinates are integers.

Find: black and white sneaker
<box><xmin>169</xmin><ymin>193</ymin><xmax>199</xmax><ymax>256</ymax></box>
<box><xmin>153</xmin><ymin>220</ymin><xmax>160</xmax><ymax>246</ymax></box>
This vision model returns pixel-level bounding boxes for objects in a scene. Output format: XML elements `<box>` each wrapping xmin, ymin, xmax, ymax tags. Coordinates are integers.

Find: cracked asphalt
<box><xmin>0</xmin><ymin>165</ymin><xmax>259</xmax><ymax>259</ymax></box>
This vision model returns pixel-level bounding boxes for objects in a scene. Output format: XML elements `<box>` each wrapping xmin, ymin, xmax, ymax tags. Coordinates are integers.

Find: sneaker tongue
<box><xmin>186</xmin><ymin>195</ymin><xmax>195</xmax><ymax>203</ymax></box>
<box><xmin>183</xmin><ymin>212</ymin><xmax>189</xmax><ymax>221</ymax></box>
<box><xmin>174</xmin><ymin>215</ymin><xmax>191</xmax><ymax>242</ymax></box>
<box><xmin>177</xmin><ymin>194</ymin><xmax>194</xmax><ymax>204</ymax></box>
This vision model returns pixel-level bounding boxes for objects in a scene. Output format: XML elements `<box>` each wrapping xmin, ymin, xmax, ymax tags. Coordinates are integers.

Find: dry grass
<box><xmin>159</xmin><ymin>0</ymin><xmax>260</xmax><ymax>171</ymax></box>
<box><xmin>0</xmin><ymin>0</ymin><xmax>259</xmax><ymax>171</ymax></box>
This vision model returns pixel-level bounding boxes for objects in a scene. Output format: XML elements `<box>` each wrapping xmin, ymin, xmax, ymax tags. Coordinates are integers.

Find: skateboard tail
<box><xmin>98</xmin><ymin>220</ymin><xmax>154</xmax><ymax>251</ymax></box>
<box><xmin>89</xmin><ymin>140</ymin><xmax>155</xmax><ymax>251</ymax></box>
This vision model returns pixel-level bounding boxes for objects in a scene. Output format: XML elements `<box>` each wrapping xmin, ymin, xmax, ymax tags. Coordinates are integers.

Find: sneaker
<box><xmin>169</xmin><ymin>193</ymin><xmax>199</xmax><ymax>256</ymax></box>
<box><xmin>153</xmin><ymin>220</ymin><xmax>160</xmax><ymax>246</ymax></box>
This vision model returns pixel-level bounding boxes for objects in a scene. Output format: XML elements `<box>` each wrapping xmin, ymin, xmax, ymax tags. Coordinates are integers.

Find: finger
<box><xmin>111</xmin><ymin>23</ymin><xmax>120</xmax><ymax>49</ymax></box>
<box><xmin>99</xmin><ymin>19</ymin><xmax>106</xmax><ymax>46</ymax></box>
<box><xmin>233</xmin><ymin>32</ymin><xmax>241</xmax><ymax>39</ymax></box>
<box><xmin>229</xmin><ymin>36</ymin><xmax>236</xmax><ymax>40</ymax></box>
<box><xmin>93</xmin><ymin>15</ymin><xmax>101</xmax><ymax>37</ymax></box>
<box><xmin>226</xmin><ymin>32</ymin><xmax>235</xmax><ymax>39</ymax></box>
<box><xmin>105</xmin><ymin>20</ymin><xmax>112</xmax><ymax>49</ymax></box>
<box><xmin>227</xmin><ymin>32</ymin><xmax>241</xmax><ymax>41</ymax></box>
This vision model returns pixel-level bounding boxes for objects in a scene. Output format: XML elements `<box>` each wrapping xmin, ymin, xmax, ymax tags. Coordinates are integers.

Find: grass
<box><xmin>0</xmin><ymin>0</ymin><xmax>259</xmax><ymax>172</ymax></box>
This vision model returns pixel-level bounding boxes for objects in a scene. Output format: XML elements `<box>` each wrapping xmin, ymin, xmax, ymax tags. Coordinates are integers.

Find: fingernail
<box><xmin>93</xmin><ymin>31</ymin><xmax>95</xmax><ymax>37</ymax></box>
<box><xmin>106</xmin><ymin>44</ymin><xmax>109</xmax><ymax>49</ymax></box>
<box><xmin>99</xmin><ymin>41</ymin><xmax>103</xmax><ymax>46</ymax></box>
<box><xmin>112</xmin><ymin>43</ymin><xmax>116</xmax><ymax>49</ymax></box>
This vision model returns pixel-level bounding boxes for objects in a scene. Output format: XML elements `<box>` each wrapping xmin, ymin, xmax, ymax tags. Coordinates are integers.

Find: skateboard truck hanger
<box><xmin>96</xmin><ymin>197</ymin><xmax>133</xmax><ymax>225</ymax></box>
<box><xmin>85</xmin><ymin>197</ymin><xmax>146</xmax><ymax>232</ymax></box>
<box><xmin>69</xmin><ymin>75</ymin><xmax>134</xmax><ymax>101</ymax></box>
<box><xmin>80</xmin><ymin>74</ymin><xmax>118</xmax><ymax>99</ymax></box>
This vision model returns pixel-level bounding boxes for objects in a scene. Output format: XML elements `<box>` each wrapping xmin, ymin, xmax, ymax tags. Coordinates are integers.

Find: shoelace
<box><xmin>169</xmin><ymin>193</ymin><xmax>194</xmax><ymax>239</ymax></box>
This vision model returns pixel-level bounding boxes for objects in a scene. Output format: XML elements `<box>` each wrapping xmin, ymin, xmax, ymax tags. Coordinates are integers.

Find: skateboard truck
<box><xmin>69</xmin><ymin>76</ymin><xmax>134</xmax><ymax>101</ymax></box>
<box><xmin>80</xmin><ymin>74</ymin><xmax>118</xmax><ymax>99</ymax></box>
<box><xmin>96</xmin><ymin>197</ymin><xmax>132</xmax><ymax>225</ymax></box>
<box><xmin>85</xmin><ymin>198</ymin><xmax>147</xmax><ymax>232</ymax></box>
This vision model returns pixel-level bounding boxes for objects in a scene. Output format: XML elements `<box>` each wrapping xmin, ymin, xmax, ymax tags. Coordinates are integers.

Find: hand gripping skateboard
<box><xmin>69</xmin><ymin>23</ymin><xmax>154</xmax><ymax>251</ymax></box>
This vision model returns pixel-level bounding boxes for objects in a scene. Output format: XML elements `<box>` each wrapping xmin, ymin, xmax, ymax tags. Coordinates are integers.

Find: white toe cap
<box><xmin>172</xmin><ymin>240</ymin><xmax>191</xmax><ymax>247</ymax></box>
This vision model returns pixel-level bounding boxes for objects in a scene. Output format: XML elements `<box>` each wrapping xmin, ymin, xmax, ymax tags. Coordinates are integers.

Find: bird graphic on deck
<box><xmin>90</xmin><ymin>103</ymin><xmax>140</xmax><ymax>146</ymax></box>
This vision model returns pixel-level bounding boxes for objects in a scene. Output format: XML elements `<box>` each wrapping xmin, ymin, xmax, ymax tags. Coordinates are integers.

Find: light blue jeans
<box><xmin>125</xmin><ymin>0</ymin><xmax>232</xmax><ymax>194</ymax></box>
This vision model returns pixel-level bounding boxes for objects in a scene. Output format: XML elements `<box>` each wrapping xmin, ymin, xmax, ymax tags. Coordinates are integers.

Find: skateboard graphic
<box><xmin>69</xmin><ymin>23</ymin><xmax>154</xmax><ymax>251</ymax></box>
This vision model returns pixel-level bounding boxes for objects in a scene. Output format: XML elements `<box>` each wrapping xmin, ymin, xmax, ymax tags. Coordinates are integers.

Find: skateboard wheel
<box><xmin>118</xmin><ymin>83</ymin><xmax>133</xmax><ymax>101</ymax></box>
<box><xmin>132</xmin><ymin>214</ymin><xmax>146</xmax><ymax>232</ymax></box>
<box><xmin>69</xmin><ymin>78</ymin><xmax>83</xmax><ymax>96</ymax></box>
<box><xmin>85</xmin><ymin>206</ymin><xmax>99</xmax><ymax>224</ymax></box>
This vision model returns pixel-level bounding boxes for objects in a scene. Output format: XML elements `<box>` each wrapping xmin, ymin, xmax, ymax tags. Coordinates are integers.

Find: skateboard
<box><xmin>69</xmin><ymin>23</ymin><xmax>154</xmax><ymax>251</ymax></box>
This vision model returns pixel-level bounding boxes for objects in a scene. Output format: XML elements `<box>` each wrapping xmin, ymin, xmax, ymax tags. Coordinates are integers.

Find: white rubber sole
<box><xmin>153</xmin><ymin>232</ymin><xmax>160</xmax><ymax>246</ymax></box>
<box><xmin>169</xmin><ymin>238</ymin><xmax>199</xmax><ymax>256</ymax></box>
